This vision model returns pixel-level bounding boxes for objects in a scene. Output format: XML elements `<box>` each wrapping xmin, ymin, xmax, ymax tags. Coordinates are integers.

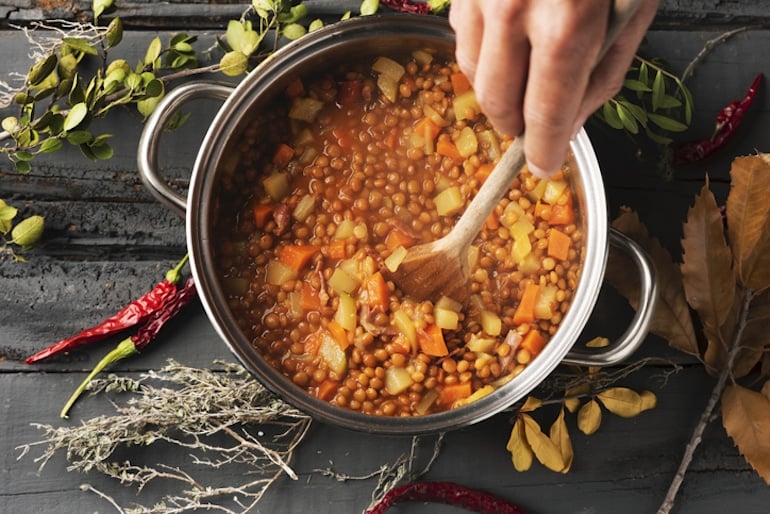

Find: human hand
<box><xmin>449</xmin><ymin>0</ymin><xmax>659</xmax><ymax>177</ymax></box>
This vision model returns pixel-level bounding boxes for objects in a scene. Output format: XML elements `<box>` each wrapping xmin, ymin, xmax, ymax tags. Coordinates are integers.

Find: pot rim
<box><xmin>186</xmin><ymin>14</ymin><xmax>609</xmax><ymax>434</ymax></box>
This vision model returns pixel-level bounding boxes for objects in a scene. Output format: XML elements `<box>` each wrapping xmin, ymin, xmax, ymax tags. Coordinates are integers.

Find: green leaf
<box><xmin>164</xmin><ymin>111</ymin><xmax>191</xmax><ymax>131</ymax></box>
<box><xmin>125</xmin><ymin>72</ymin><xmax>142</xmax><ymax>90</ymax></box>
<box><xmin>106</xmin><ymin>17</ymin><xmax>123</xmax><ymax>48</ymax></box>
<box><xmin>252</xmin><ymin>0</ymin><xmax>276</xmax><ymax>18</ymax></box>
<box><xmin>2</xmin><ymin>116</ymin><xmax>18</xmax><ymax>133</ymax></box>
<box><xmin>616</xmin><ymin>103</ymin><xmax>639</xmax><ymax>134</ymax></box>
<box><xmin>137</xmin><ymin>93</ymin><xmax>164</xmax><ymax>119</ymax></box>
<box><xmin>219</xmin><ymin>51</ymin><xmax>248</xmax><ymax>77</ymax></box>
<box><xmin>48</xmin><ymin>114</ymin><xmax>65</xmax><ymax>135</ymax></box>
<box><xmin>144</xmin><ymin>79</ymin><xmax>164</xmax><ymax>98</ymax></box>
<box><xmin>0</xmin><ymin>200</ymin><xmax>19</xmax><ymax>222</ymax></box>
<box><xmin>173</xmin><ymin>41</ymin><xmax>193</xmax><ymax>53</ymax></box>
<box><xmin>79</xmin><ymin>143</ymin><xmax>97</xmax><ymax>161</ymax></box>
<box><xmin>279</xmin><ymin>4</ymin><xmax>308</xmax><ymax>24</ymax></box>
<box><xmin>652</xmin><ymin>69</ymin><xmax>665</xmax><ymax>112</ymax></box>
<box><xmin>308</xmin><ymin>19</ymin><xmax>324</xmax><ymax>32</ymax></box>
<box><xmin>66</xmin><ymin>130</ymin><xmax>93</xmax><ymax>145</ymax></box>
<box><xmin>621</xmin><ymin>101</ymin><xmax>648</xmax><ymax>125</ymax></box>
<box><xmin>11</xmin><ymin>215</ymin><xmax>44</xmax><ymax>248</ymax></box>
<box><xmin>39</xmin><ymin>137</ymin><xmax>64</xmax><ymax>153</ymax></box>
<box><xmin>89</xmin><ymin>142</ymin><xmax>114</xmax><ymax>160</ymax></box>
<box><xmin>360</xmin><ymin>0</ymin><xmax>379</xmax><ymax>15</ymax></box>
<box><xmin>14</xmin><ymin>151</ymin><xmax>34</xmax><ymax>161</ymax></box>
<box><xmin>623</xmin><ymin>79</ymin><xmax>651</xmax><ymax>92</ymax></box>
<box><xmin>27</xmin><ymin>55</ymin><xmax>58</xmax><ymax>86</ymax></box>
<box><xmin>657</xmin><ymin>94</ymin><xmax>682</xmax><ymax>109</ymax></box>
<box><xmin>63</xmin><ymin>37</ymin><xmax>98</xmax><ymax>56</ymax></box>
<box><xmin>601</xmin><ymin>102</ymin><xmax>623</xmax><ymax>130</ymax></box>
<box><xmin>681</xmin><ymin>83</ymin><xmax>694</xmax><ymax>125</ymax></box>
<box><xmin>14</xmin><ymin>93</ymin><xmax>33</xmax><ymax>105</ymax></box>
<box><xmin>428</xmin><ymin>0</ymin><xmax>451</xmax><ymax>12</ymax></box>
<box><xmin>638</xmin><ymin>61</ymin><xmax>649</xmax><ymax>86</ymax></box>
<box><xmin>225</xmin><ymin>20</ymin><xmax>260</xmax><ymax>55</ymax></box>
<box><xmin>14</xmin><ymin>160</ymin><xmax>31</xmax><ymax>174</ymax></box>
<box><xmin>57</xmin><ymin>53</ymin><xmax>79</xmax><ymax>79</ymax></box>
<box><xmin>63</xmin><ymin>103</ymin><xmax>88</xmax><ymax>132</ymax></box>
<box><xmin>93</xmin><ymin>0</ymin><xmax>113</xmax><ymax>22</ymax></box>
<box><xmin>648</xmin><ymin>112</ymin><xmax>689</xmax><ymax>132</ymax></box>
<box><xmin>282</xmin><ymin>23</ymin><xmax>306</xmax><ymax>41</ymax></box>
<box><xmin>144</xmin><ymin>37</ymin><xmax>162</xmax><ymax>67</ymax></box>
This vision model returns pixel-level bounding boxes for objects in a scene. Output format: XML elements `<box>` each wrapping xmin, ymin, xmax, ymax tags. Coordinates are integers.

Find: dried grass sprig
<box><xmin>17</xmin><ymin>360</ymin><xmax>312</xmax><ymax>514</ymax></box>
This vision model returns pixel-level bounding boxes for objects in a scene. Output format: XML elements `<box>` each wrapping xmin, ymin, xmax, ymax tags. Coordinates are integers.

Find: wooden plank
<box><xmin>3</xmin><ymin>1</ymin><xmax>770</xmax><ymax>28</ymax></box>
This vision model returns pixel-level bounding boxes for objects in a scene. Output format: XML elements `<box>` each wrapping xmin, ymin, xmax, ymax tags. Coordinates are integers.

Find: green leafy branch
<box><xmin>0</xmin><ymin>0</ymin><xmax>344</xmax><ymax>174</ymax></box>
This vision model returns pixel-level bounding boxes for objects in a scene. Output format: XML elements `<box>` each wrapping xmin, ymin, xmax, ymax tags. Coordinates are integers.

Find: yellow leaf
<box><xmin>522</xmin><ymin>414</ymin><xmax>565</xmax><ymax>472</ymax></box>
<box><xmin>727</xmin><ymin>155</ymin><xmax>770</xmax><ymax>290</ymax></box>
<box><xmin>506</xmin><ymin>416</ymin><xmax>533</xmax><ymax>472</ymax></box>
<box><xmin>549</xmin><ymin>408</ymin><xmax>574</xmax><ymax>473</ymax></box>
<box><xmin>597</xmin><ymin>387</ymin><xmax>643</xmax><ymax>418</ymax></box>
<box><xmin>640</xmin><ymin>390</ymin><xmax>657</xmax><ymax>411</ymax></box>
<box><xmin>585</xmin><ymin>336</ymin><xmax>609</xmax><ymax>348</ymax></box>
<box><xmin>681</xmin><ymin>181</ymin><xmax>738</xmax><ymax>375</ymax></box>
<box><xmin>607</xmin><ymin>208</ymin><xmax>699</xmax><ymax>357</ymax></box>
<box><xmin>721</xmin><ymin>384</ymin><xmax>770</xmax><ymax>484</ymax></box>
<box><xmin>577</xmin><ymin>399</ymin><xmax>602</xmax><ymax>435</ymax></box>
<box><xmin>564</xmin><ymin>384</ymin><xmax>589</xmax><ymax>414</ymax></box>
<box><xmin>520</xmin><ymin>396</ymin><xmax>542</xmax><ymax>412</ymax></box>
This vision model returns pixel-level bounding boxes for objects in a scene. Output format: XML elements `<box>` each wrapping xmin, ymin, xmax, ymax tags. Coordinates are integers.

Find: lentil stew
<box><xmin>212</xmin><ymin>50</ymin><xmax>584</xmax><ymax>417</ymax></box>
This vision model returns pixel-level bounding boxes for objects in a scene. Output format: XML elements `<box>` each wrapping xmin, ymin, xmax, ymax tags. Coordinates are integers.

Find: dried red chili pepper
<box><xmin>364</xmin><ymin>481</ymin><xmax>529</xmax><ymax>514</ymax></box>
<box><xmin>673</xmin><ymin>73</ymin><xmax>762</xmax><ymax>164</ymax></box>
<box><xmin>24</xmin><ymin>255</ymin><xmax>189</xmax><ymax>364</ymax></box>
<box><xmin>60</xmin><ymin>275</ymin><xmax>198</xmax><ymax>418</ymax></box>
<box><xmin>380</xmin><ymin>0</ymin><xmax>432</xmax><ymax>15</ymax></box>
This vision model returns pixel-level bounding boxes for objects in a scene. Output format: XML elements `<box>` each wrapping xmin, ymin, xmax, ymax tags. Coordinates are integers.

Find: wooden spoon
<box><xmin>388</xmin><ymin>0</ymin><xmax>643</xmax><ymax>304</ymax></box>
<box><xmin>387</xmin><ymin>136</ymin><xmax>525</xmax><ymax>304</ymax></box>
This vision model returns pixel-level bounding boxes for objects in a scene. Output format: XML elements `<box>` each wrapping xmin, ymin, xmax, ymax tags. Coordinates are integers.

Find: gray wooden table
<box><xmin>2</xmin><ymin>1</ymin><xmax>770</xmax><ymax>513</ymax></box>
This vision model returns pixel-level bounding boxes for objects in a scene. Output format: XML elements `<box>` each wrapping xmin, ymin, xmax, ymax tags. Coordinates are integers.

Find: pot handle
<box><xmin>562</xmin><ymin>228</ymin><xmax>657</xmax><ymax>367</ymax></box>
<box><xmin>137</xmin><ymin>82</ymin><xmax>234</xmax><ymax>218</ymax></box>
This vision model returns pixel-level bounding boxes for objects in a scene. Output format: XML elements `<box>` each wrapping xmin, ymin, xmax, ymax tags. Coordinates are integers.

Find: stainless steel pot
<box><xmin>137</xmin><ymin>15</ymin><xmax>656</xmax><ymax>434</ymax></box>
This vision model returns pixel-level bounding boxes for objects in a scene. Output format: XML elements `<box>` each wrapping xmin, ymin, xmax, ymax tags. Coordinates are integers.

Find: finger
<box><xmin>449</xmin><ymin>0</ymin><xmax>484</xmax><ymax>82</ymax></box>
<box><xmin>572</xmin><ymin>0</ymin><xmax>660</xmax><ymax>135</ymax></box>
<box><xmin>523</xmin><ymin>0</ymin><xmax>610</xmax><ymax>178</ymax></box>
<box><xmin>471</xmin><ymin>3</ymin><xmax>530</xmax><ymax>136</ymax></box>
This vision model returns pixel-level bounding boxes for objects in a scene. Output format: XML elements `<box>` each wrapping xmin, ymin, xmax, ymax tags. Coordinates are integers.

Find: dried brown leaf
<box><xmin>607</xmin><ymin>208</ymin><xmax>699</xmax><ymax>357</ymax></box>
<box><xmin>732</xmin><ymin>289</ymin><xmax>770</xmax><ymax>378</ymax></box>
<box><xmin>522</xmin><ymin>413</ymin><xmax>565</xmax><ymax>472</ymax></box>
<box><xmin>506</xmin><ymin>416</ymin><xmax>533</xmax><ymax>472</ymax></box>
<box><xmin>597</xmin><ymin>387</ymin><xmax>643</xmax><ymax>418</ymax></box>
<box><xmin>721</xmin><ymin>384</ymin><xmax>770</xmax><ymax>485</ymax></box>
<box><xmin>727</xmin><ymin>155</ymin><xmax>770</xmax><ymax>290</ymax></box>
<box><xmin>549</xmin><ymin>407</ymin><xmax>574</xmax><ymax>473</ymax></box>
<box><xmin>681</xmin><ymin>181</ymin><xmax>737</xmax><ymax>374</ymax></box>
<box><xmin>564</xmin><ymin>384</ymin><xmax>589</xmax><ymax>414</ymax></box>
<box><xmin>577</xmin><ymin>399</ymin><xmax>602</xmax><ymax>435</ymax></box>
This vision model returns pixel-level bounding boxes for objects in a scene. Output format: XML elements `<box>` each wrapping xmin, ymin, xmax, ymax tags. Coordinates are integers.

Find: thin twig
<box><xmin>81</xmin><ymin>483</ymin><xmax>126</xmax><ymax>514</ymax></box>
<box><xmin>656</xmin><ymin>289</ymin><xmax>756</xmax><ymax>514</ymax></box>
<box><xmin>680</xmin><ymin>27</ymin><xmax>750</xmax><ymax>84</ymax></box>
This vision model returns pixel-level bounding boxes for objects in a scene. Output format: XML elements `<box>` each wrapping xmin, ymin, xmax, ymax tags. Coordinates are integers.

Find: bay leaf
<box><xmin>721</xmin><ymin>384</ymin><xmax>770</xmax><ymax>485</ymax></box>
<box><xmin>549</xmin><ymin>408</ymin><xmax>574</xmax><ymax>473</ymax></box>
<box><xmin>606</xmin><ymin>207</ymin><xmax>699</xmax><ymax>356</ymax></box>
<box><xmin>597</xmin><ymin>387</ymin><xmax>643</xmax><ymax>418</ymax></box>
<box><xmin>681</xmin><ymin>181</ymin><xmax>737</xmax><ymax>374</ymax></box>
<box><xmin>726</xmin><ymin>155</ymin><xmax>770</xmax><ymax>290</ymax></box>
<box><xmin>522</xmin><ymin>413</ymin><xmax>565</xmax><ymax>473</ymax></box>
<box><xmin>506</xmin><ymin>416</ymin><xmax>533</xmax><ymax>472</ymax></box>
<box><xmin>640</xmin><ymin>390</ymin><xmax>657</xmax><ymax>411</ymax></box>
<box><xmin>520</xmin><ymin>396</ymin><xmax>542</xmax><ymax>412</ymax></box>
<box><xmin>577</xmin><ymin>399</ymin><xmax>602</xmax><ymax>435</ymax></box>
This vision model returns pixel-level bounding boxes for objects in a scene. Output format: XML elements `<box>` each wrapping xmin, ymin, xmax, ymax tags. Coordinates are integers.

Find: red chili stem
<box><xmin>59</xmin><ymin>276</ymin><xmax>197</xmax><ymax>419</ymax></box>
<box><xmin>364</xmin><ymin>481</ymin><xmax>529</xmax><ymax>514</ymax></box>
<box><xmin>673</xmin><ymin>73</ymin><xmax>762</xmax><ymax>165</ymax></box>
<box><xmin>25</xmin><ymin>255</ymin><xmax>189</xmax><ymax>364</ymax></box>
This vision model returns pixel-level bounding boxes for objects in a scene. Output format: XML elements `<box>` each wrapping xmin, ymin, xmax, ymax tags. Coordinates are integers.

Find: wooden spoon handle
<box><xmin>446</xmin><ymin>136</ymin><xmax>525</xmax><ymax>249</ymax></box>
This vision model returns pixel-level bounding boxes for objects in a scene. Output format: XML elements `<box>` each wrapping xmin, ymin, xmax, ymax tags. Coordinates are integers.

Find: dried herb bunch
<box><xmin>17</xmin><ymin>360</ymin><xmax>312</xmax><ymax>514</ymax></box>
<box><xmin>605</xmin><ymin>153</ymin><xmax>770</xmax><ymax>513</ymax></box>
